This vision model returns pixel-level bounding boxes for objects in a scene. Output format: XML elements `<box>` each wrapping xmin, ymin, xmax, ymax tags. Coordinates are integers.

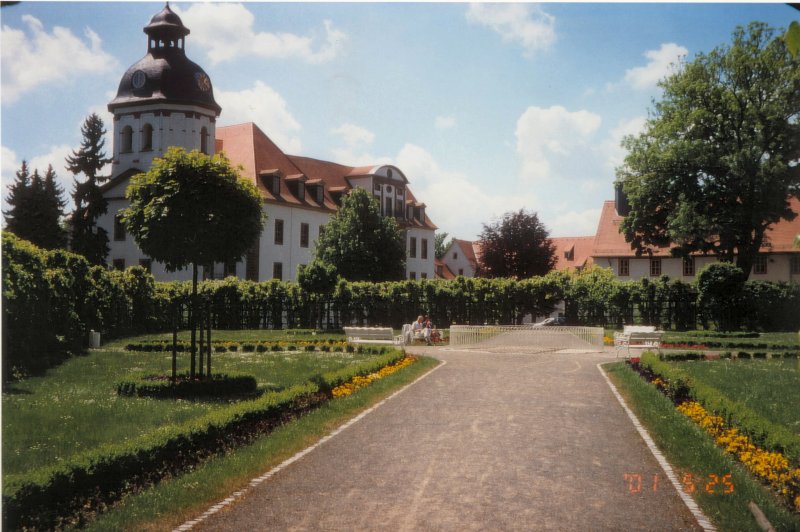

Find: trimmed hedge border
<box><xmin>658</xmin><ymin>350</ymin><xmax>800</xmax><ymax>361</ymax></box>
<box><xmin>116</xmin><ymin>373</ymin><xmax>259</xmax><ymax>399</ymax></box>
<box><xmin>640</xmin><ymin>352</ymin><xmax>800</xmax><ymax>464</ymax></box>
<box><xmin>125</xmin><ymin>339</ymin><xmax>355</xmax><ymax>353</ymax></box>
<box><xmin>2</xmin><ymin>349</ymin><xmax>406</xmax><ymax>530</ymax></box>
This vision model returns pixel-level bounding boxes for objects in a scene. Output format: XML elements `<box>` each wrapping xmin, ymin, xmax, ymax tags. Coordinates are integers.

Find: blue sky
<box><xmin>2</xmin><ymin>2</ymin><xmax>797</xmax><ymax>240</ymax></box>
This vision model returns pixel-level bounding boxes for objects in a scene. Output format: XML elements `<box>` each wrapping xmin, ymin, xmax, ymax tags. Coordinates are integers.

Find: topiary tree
<box><xmin>121</xmin><ymin>147</ymin><xmax>265</xmax><ymax>378</ymax></box>
<box><xmin>695</xmin><ymin>262</ymin><xmax>747</xmax><ymax>331</ymax></box>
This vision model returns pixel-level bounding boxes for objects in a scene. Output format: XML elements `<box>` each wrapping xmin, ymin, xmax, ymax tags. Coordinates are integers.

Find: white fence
<box><xmin>449</xmin><ymin>325</ymin><xmax>604</xmax><ymax>351</ymax></box>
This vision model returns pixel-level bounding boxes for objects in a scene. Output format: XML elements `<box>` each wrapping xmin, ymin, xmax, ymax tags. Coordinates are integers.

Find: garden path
<box><xmin>191</xmin><ymin>348</ymin><xmax>703</xmax><ymax>531</ymax></box>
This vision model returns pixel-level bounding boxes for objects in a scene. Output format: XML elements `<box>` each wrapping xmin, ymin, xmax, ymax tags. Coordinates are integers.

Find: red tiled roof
<box><xmin>591</xmin><ymin>197</ymin><xmax>800</xmax><ymax>257</ymax></box>
<box><xmin>550</xmin><ymin>236</ymin><xmax>595</xmax><ymax>270</ymax></box>
<box><xmin>435</xmin><ymin>258</ymin><xmax>456</xmax><ymax>279</ymax></box>
<box><xmin>216</xmin><ymin>123</ymin><xmax>436</xmax><ymax>228</ymax></box>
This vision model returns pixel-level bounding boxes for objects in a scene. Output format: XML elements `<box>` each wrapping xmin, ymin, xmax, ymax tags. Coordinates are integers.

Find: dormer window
<box><xmin>564</xmin><ymin>246</ymin><xmax>574</xmax><ymax>261</ymax></box>
<box><xmin>259</xmin><ymin>170</ymin><xmax>282</xmax><ymax>197</ymax></box>
<box><xmin>286</xmin><ymin>174</ymin><xmax>307</xmax><ymax>201</ymax></box>
<box><xmin>306</xmin><ymin>180</ymin><xmax>324</xmax><ymax>205</ymax></box>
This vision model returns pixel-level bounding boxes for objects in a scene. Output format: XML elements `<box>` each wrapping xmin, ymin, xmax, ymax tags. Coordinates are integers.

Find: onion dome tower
<box><xmin>108</xmin><ymin>3</ymin><xmax>221</xmax><ymax>178</ymax></box>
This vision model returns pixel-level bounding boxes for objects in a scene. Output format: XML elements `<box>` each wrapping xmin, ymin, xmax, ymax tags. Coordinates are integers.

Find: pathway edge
<box><xmin>597</xmin><ymin>362</ymin><xmax>717</xmax><ymax>531</ymax></box>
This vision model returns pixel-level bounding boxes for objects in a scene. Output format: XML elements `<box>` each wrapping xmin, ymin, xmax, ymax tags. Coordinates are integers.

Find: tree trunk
<box><xmin>190</xmin><ymin>263</ymin><xmax>197</xmax><ymax>378</ymax></box>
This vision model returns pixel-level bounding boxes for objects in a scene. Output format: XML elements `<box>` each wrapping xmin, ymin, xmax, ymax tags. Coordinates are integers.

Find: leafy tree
<box><xmin>121</xmin><ymin>147</ymin><xmax>265</xmax><ymax>378</ymax></box>
<box><xmin>312</xmin><ymin>187</ymin><xmax>406</xmax><ymax>282</ymax></box>
<box><xmin>617</xmin><ymin>22</ymin><xmax>800</xmax><ymax>278</ymax></box>
<box><xmin>3</xmin><ymin>162</ymin><xmax>67</xmax><ymax>249</ymax></box>
<box><xmin>695</xmin><ymin>262</ymin><xmax>747</xmax><ymax>331</ymax></box>
<box><xmin>434</xmin><ymin>231</ymin><xmax>452</xmax><ymax>260</ymax></box>
<box><xmin>476</xmin><ymin>209</ymin><xmax>556</xmax><ymax>279</ymax></box>
<box><xmin>785</xmin><ymin>20</ymin><xmax>800</xmax><ymax>58</ymax></box>
<box><xmin>67</xmin><ymin>113</ymin><xmax>111</xmax><ymax>264</ymax></box>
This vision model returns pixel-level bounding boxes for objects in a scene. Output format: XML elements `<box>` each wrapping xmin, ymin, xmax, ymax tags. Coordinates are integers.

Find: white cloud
<box><xmin>466</xmin><ymin>3</ymin><xmax>555</xmax><ymax>56</ymax></box>
<box><xmin>329</xmin><ymin>123</ymin><xmax>388</xmax><ymax>166</ymax></box>
<box><xmin>216</xmin><ymin>81</ymin><xmax>303</xmax><ymax>153</ymax></box>
<box><xmin>1</xmin><ymin>15</ymin><xmax>117</xmax><ymax>104</ymax></box>
<box><xmin>624</xmin><ymin>43</ymin><xmax>687</xmax><ymax>90</ymax></box>
<box><xmin>515</xmin><ymin>105</ymin><xmax>602</xmax><ymax>182</ymax></box>
<box><xmin>435</xmin><ymin>116</ymin><xmax>456</xmax><ymax>130</ymax></box>
<box><xmin>603</xmin><ymin>116</ymin><xmax>647</xmax><ymax>171</ymax></box>
<box><xmin>176</xmin><ymin>4</ymin><xmax>346</xmax><ymax>65</ymax></box>
<box><xmin>548</xmin><ymin>208</ymin><xmax>603</xmax><ymax>237</ymax></box>
<box><xmin>331</xmin><ymin>123</ymin><xmax>375</xmax><ymax>148</ymax></box>
<box><xmin>395</xmin><ymin>144</ymin><xmax>540</xmax><ymax>239</ymax></box>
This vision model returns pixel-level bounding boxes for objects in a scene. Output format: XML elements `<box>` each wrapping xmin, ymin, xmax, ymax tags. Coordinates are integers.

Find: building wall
<box><xmin>406</xmin><ymin>228</ymin><xmax>436</xmax><ymax>280</ymax></box>
<box><xmin>111</xmin><ymin>103</ymin><xmax>216</xmax><ymax>179</ymax></box>
<box><xmin>593</xmin><ymin>255</ymin><xmax>800</xmax><ymax>283</ymax></box>
<box><xmin>442</xmin><ymin>241</ymin><xmax>477</xmax><ymax>277</ymax></box>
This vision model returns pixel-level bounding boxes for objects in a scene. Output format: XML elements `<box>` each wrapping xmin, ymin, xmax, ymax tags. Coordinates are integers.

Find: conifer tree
<box><xmin>38</xmin><ymin>165</ymin><xmax>68</xmax><ymax>249</ymax></box>
<box><xmin>4</xmin><ymin>161</ymin><xmax>34</xmax><ymax>240</ymax></box>
<box><xmin>67</xmin><ymin>113</ymin><xmax>111</xmax><ymax>264</ymax></box>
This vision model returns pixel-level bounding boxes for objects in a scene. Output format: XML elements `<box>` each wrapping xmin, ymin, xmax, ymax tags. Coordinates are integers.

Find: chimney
<box><xmin>615</xmin><ymin>182</ymin><xmax>631</xmax><ymax>216</ymax></box>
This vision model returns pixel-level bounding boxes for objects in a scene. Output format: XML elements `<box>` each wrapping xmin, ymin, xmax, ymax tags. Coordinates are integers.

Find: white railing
<box><xmin>449</xmin><ymin>325</ymin><xmax>604</xmax><ymax>349</ymax></box>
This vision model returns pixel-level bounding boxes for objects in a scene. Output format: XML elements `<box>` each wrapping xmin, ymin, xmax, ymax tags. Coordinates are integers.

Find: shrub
<box><xmin>116</xmin><ymin>373</ymin><xmax>258</xmax><ymax>398</ymax></box>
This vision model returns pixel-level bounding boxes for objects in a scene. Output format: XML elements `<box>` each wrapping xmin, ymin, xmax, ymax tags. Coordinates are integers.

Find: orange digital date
<box><xmin>624</xmin><ymin>472</ymin><xmax>734</xmax><ymax>495</ymax></box>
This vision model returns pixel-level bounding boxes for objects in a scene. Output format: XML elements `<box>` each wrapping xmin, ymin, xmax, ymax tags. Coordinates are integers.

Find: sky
<box><xmin>1</xmin><ymin>2</ymin><xmax>797</xmax><ymax>241</ymax></box>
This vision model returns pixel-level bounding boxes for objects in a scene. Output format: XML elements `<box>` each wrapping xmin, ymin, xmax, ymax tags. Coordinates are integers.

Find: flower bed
<box><xmin>332</xmin><ymin>356</ymin><xmax>416</xmax><ymax>398</ymax></box>
<box><xmin>631</xmin><ymin>352</ymin><xmax>800</xmax><ymax>512</ymax></box>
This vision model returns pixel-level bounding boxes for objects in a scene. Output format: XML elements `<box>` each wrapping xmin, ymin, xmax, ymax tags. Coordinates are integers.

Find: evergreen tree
<box><xmin>3</xmin><ymin>162</ymin><xmax>67</xmax><ymax>249</ymax></box>
<box><xmin>67</xmin><ymin>113</ymin><xmax>111</xmax><ymax>264</ymax></box>
<box><xmin>38</xmin><ymin>165</ymin><xmax>68</xmax><ymax>249</ymax></box>
<box><xmin>4</xmin><ymin>161</ymin><xmax>34</xmax><ymax>239</ymax></box>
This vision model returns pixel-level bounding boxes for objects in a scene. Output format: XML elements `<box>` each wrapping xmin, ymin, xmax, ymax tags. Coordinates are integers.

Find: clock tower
<box><xmin>107</xmin><ymin>3</ymin><xmax>221</xmax><ymax>179</ymax></box>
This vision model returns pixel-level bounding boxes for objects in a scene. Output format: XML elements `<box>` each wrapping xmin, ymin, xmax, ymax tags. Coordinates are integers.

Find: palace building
<box><xmin>98</xmin><ymin>4</ymin><xmax>436</xmax><ymax>282</ymax></box>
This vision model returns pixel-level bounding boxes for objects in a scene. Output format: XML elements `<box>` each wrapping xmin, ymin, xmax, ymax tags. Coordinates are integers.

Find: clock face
<box><xmin>131</xmin><ymin>70</ymin><xmax>146</xmax><ymax>89</ymax></box>
<box><xmin>195</xmin><ymin>72</ymin><xmax>211</xmax><ymax>92</ymax></box>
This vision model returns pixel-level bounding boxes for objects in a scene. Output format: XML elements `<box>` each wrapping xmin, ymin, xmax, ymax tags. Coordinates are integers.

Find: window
<box><xmin>139</xmin><ymin>258</ymin><xmax>152</xmax><ymax>273</ymax></box>
<box><xmin>273</xmin><ymin>262</ymin><xmax>283</xmax><ymax>280</ymax></box>
<box><xmin>114</xmin><ymin>214</ymin><xmax>126</xmax><ymax>241</ymax></box>
<box><xmin>453</xmin><ymin>252</ymin><xmax>458</xmax><ymax>260</ymax></box>
<box><xmin>458</xmin><ymin>269</ymin><xmax>464</xmax><ymax>276</ymax></box>
<box><xmin>200</xmin><ymin>127</ymin><xmax>208</xmax><ymax>154</ymax></box>
<box><xmin>791</xmin><ymin>255</ymin><xmax>800</xmax><ymax>274</ymax></box>
<box><xmin>396</xmin><ymin>199</ymin><xmax>404</xmax><ymax>218</ymax></box>
<box><xmin>112</xmin><ymin>259</ymin><xmax>125</xmax><ymax>271</ymax></box>
<box><xmin>650</xmin><ymin>258</ymin><xmax>662</xmax><ymax>277</ymax></box>
<box><xmin>300</xmin><ymin>223</ymin><xmax>309</xmax><ymax>248</ymax></box>
<box><xmin>421</xmin><ymin>239</ymin><xmax>428</xmax><ymax>260</ymax></box>
<box><xmin>618</xmin><ymin>258</ymin><xmax>630</xmax><ymax>277</ymax></box>
<box><xmin>246</xmin><ymin>244</ymin><xmax>260</xmax><ymax>281</ymax></box>
<box><xmin>421</xmin><ymin>272</ymin><xmax>428</xmax><ymax>279</ymax></box>
<box><xmin>224</xmin><ymin>261</ymin><xmax>237</xmax><ymax>278</ymax></box>
<box><xmin>409</xmin><ymin>237</ymin><xmax>417</xmax><ymax>258</ymax></box>
<box><xmin>385</xmin><ymin>197</ymin><xmax>392</xmax><ymax>217</ymax></box>
<box><xmin>141</xmin><ymin>123</ymin><xmax>153</xmax><ymax>151</ymax></box>
<box><xmin>410</xmin><ymin>271</ymin><xmax>416</xmax><ymax>280</ymax></box>
<box><xmin>274</xmin><ymin>219</ymin><xmax>284</xmax><ymax>245</ymax></box>
<box><xmin>683</xmin><ymin>257</ymin><xmax>695</xmax><ymax>277</ymax></box>
<box><xmin>753</xmin><ymin>255</ymin><xmax>768</xmax><ymax>275</ymax></box>
<box><xmin>120</xmin><ymin>126</ymin><xmax>133</xmax><ymax>153</ymax></box>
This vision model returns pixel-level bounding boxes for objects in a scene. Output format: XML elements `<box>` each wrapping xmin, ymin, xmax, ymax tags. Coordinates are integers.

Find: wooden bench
<box><xmin>344</xmin><ymin>327</ymin><xmax>402</xmax><ymax>345</ymax></box>
<box><xmin>614</xmin><ymin>326</ymin><xmax>663</xmax><ymax>358</ymax></box>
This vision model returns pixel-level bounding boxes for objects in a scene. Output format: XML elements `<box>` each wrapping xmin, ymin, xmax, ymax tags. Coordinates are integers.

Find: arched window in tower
<box><xmin>141</xmin><ymin>123</ymin><xmax>153</xmax><ymax>151</ymax></box>
<box><xmin>120</xmin><ymin>126</ymin><xmax>133</xmax><ymax>154</ymax></box>
<box><xmin>200</xmin><ymin>127</ymin><xmax>208</xmax><ymax>154</ymax></box>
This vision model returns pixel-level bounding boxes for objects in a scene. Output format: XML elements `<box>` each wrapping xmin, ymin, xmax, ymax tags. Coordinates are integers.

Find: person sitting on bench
<box><xmin>409</xmin><ymin>315</ymin><xmax>432</xmax><ymax>345</ymax></box>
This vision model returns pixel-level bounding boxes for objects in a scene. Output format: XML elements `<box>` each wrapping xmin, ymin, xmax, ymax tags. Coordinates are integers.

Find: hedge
<box><xmin>640</xmin><ymin>352</ymin><xmax>800</xmax><ymax>463</ymax></box>
<box><xmin>116</xmin><ymin>372</ymin><xmax>259</xmax><ymax>398</ymax></box>
<box><xmin>3</xmin><ymin>348</ymin><xmax>409</xmax><ymax>530</ymax></box>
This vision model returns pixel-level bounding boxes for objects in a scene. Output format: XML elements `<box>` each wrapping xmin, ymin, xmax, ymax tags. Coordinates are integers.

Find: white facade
<box><xmin>442</xmin><ymin>240</ymin><xmax>479</xmax><ymax>277</ymax></box>
<box><xmin>595</xmin><ymin>255</ymin><xmax>800</xmax><ymax>283</ymax></box>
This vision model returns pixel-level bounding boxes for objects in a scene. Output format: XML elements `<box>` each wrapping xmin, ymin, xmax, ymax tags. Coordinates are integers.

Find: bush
<box><xmin>116</xmin><ymin>373</ymin><xmax>258</xmax><ymax>398</ymax></box>
<box><xmin>696</xmin><ymin>262</ymin><xmax>747</xmax><ymax>331</ymax></box>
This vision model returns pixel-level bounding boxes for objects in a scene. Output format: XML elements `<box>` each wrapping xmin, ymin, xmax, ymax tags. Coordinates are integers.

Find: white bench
<box><xmin>344</xmin><ymin>327</ymin><xmax>402</xmax><ymax>345</ymax></box>
<box><xmin>614</xmin><ymin>325</ymin><xmax>663</xmax><ymax>358</ymax></box>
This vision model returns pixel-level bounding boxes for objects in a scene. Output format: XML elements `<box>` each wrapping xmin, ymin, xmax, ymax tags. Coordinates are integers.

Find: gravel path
<box><xmin>192</xmin><ymin>348</ymin><xmax>703</xmax><ymax>531</ymax></box>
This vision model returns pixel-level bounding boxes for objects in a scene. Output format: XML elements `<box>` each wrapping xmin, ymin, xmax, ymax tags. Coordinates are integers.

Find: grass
<box><xmin>103</xmin><ymin>328</ymin><xmax>347</xmax><ymax>347</ymax></box>
<box><xmin>604</xmin><ymin>361</ymin><xmax>800</xmax><ymax>531</ymax></box>
<box><xmin>672</xmin><ymin>358</ymin><xmax>800</xmax><ymax>435</ymax></box>
<box><xmin>78</xmin><ymin>355</ymin><xmax>441</xmax><ymax>532</ymax></box>
<box><xmin>662</xmin><ymin>331</ymin><xmax>800</xmax><ymax>347</ymax></box>
<box><xmin>2</xmin><ymin>345</ymin><xmax>383</xmax><ymax>476</ymax></box>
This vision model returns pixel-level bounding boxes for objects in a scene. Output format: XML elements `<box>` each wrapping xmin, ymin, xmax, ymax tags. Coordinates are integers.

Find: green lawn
<box><xmin>2</xmin><ymin>341</ymin><xmax>381</xmax><ymax>477</ymax></box>
<box><xmin>670</xmin><ymin>358</ymin><xmax>800</xmax><ymax>435</ymax></box>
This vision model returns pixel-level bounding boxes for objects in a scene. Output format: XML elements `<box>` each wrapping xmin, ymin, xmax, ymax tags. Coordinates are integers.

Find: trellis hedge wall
<box><xmin>4</xmin><ymin>235</ymin><xmax>799</xmax><ymax>377</ymax></box>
